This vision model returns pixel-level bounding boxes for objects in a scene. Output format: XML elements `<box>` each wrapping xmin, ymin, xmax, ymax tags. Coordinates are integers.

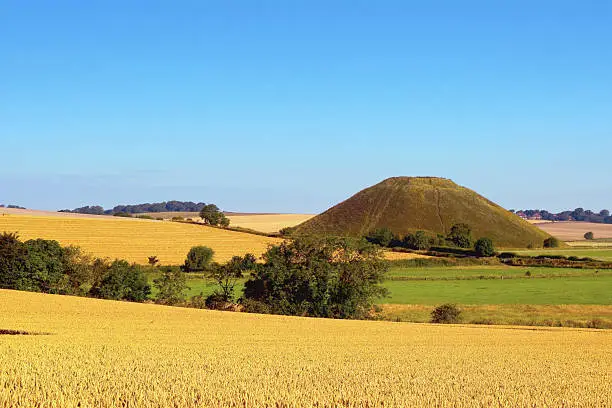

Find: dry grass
<box><xmin>0</xmin><ymin>214</ymin><xmax>281</xmax><ymax>264</ymax></box>
<box><xmin>226</xmin><ymin>214</ymin><xmax>315</xmax><ymax>233</ymax></box>
<box><xmin>382</xmin><ymin>251</ymin><xmax>431</xmax><ymax>261</ymax></box>
<box><xmin>534</xmin><ymin>221</ymin><xmax>612</xmax><ymax>240</ymax></box>
<box><xmin>0</xmin><ymin>289</ymin><xmax>610</xmax><ymax>407</ymax></box>
<box><xmin>380</xmin><ymin>304</ymin><xmax>612</xmax><ymax>327</ymax></box>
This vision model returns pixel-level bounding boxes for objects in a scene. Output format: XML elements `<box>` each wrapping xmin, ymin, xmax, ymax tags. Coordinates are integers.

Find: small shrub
<box><xmin>241</xmin><ymin>298</ymin><xmax>271</xmax><ymax>314</ymax></box>
<box><xmin>543</xmin><ymin>237</ymin><xmax>561</xmax><ymax>248</ymax></box>
<box><xmin>183</xmin><ymin>246</ymin><xmax>214</xmax><ymax>272</ymax></box>
<box><xmin>584</xmin><ymin>231</ymin><xmax>594</xmax><ymax>240</ymax></box>
<box><xmin>431</xmin><ymin>304</ymin><xmax>462</xmax><ymax>324</ymax></box>
<box><xmin>474</xmin><ymin>237</ymin><xmax>495</xmax><ymax>257</ymax></box>
<box><xmin>525</xmin><ymin>270</ymin><xmax>531</xmax><ymax>277</ymax></box>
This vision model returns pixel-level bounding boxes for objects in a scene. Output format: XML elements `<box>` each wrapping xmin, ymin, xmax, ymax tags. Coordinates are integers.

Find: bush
<box><xmin>447</xmin><ymin>224</ymin><xmax>473</xmax><ymax>248</ymax></box>
<box><xmin>403</xmin><ymin>230</ymin><xmax>433</xmax><ymax>250</ymax></box>
<box><xmin>183</xmin><ymin>246</ymin><xmax>214</xmax><ymax>272</ymax></box>
<box><xmin>153</xmin><ymin>267</ymin><xmax>188</xmax><ymax>305</ymax></box>
<box><xmin>366</xmin><ymin>228</ymin><xmax>395</xmax><ymax>247</ymax></box>
<box><xmin>199</xmin><ymin>204</ymin><xmax>230</xmax><ymax>227</ymax></box>
<box><xmin>584</xmin><ymin>231</ymin><xmax>594</xmax><ymax>240</ymax></box>
<box><xmin>243</xmin><ymin>236</ymin><xmax>388</xmax><ymax>319</ymax></box>
<box><xmin>431</xmin><ymin>304</ymin><xmax>462</xmax><ymax>324</ymax></box>
<box><xmin>89</xmin><ymin>260</ymin><xmax>150</xmax><ymax>302</ymax></box>
<box><xmin>543</xmin><ymin>237</ymin><xmax>561</xmax><ymax>248</ymax></box>
<box><xmin>474</xmin><ymin>237</ymin><xmax>495</xmax><ymax>257</ymax></box>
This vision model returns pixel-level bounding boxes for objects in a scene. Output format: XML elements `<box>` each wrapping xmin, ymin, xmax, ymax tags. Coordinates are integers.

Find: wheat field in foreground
<box><xmin>0</xmin><ymin>214</ymin><xmax>281</xmax><ymax>264</ymax></box>
<box><xmin>0</xmin><ymin>290</ymin><xmax>610</xmax><ymax>407</ymax></box>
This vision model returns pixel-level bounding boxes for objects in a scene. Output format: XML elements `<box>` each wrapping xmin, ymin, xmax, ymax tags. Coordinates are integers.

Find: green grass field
<box><xmin>514</xmin><ymin>248</ymin><xmax>612</xmax><ymax>261</ymax></box>
<box><xmin>145</xmin><ymin>265</ymin><xmax>612</xmax><ymax>327</ymax></box>
<box><xmin>382</xmin><ymin>276</ymin><xmax>612</xmax><ymax>305</ymax></box>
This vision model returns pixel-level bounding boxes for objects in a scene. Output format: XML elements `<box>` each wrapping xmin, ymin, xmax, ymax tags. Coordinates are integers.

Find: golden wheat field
<box><xmin>1</xmin><ymin>290</ymin><xmax>610</xmax><ymax>407</ymax></box>
<box><xmin>0</xmin><ymin>214</ymin><xmax>281</xmax><ymax>264</ymax></box>
<box><xmin>226</xmin><ymin>214</ymin><xmax>315</xmax><ymax>233</ymax></box>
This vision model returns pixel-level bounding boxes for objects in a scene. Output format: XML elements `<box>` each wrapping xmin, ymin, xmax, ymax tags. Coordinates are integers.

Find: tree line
<box><xmin>365</xmin><ymin>224</ymin><xmax>496</xmax><ymax>257</ymax></box>
<box><xmin>511</xmin><ymin>208</ymin><xmax>612</xmax><ymax>224</ymax></box>
<box><xmin>60</xmin><ymin>201</ymin><xmax>210</xmax><ymax>215</ymax></box>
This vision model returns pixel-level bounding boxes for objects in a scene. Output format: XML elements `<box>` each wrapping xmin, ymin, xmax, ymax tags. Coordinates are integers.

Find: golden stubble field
<box><xmin>0</xmin><ymin>214</ymin><xmax>281</xmax><ymax>264</ymax></box>
<box><xmin>0</xmin><ymin>290</ymin><xmax>610</xmax><ymax>407</ymax></box>
<box><xmin>534</xmin><ymin>221</ymin><xmax>612</xmax><ymax>241</ymax></box>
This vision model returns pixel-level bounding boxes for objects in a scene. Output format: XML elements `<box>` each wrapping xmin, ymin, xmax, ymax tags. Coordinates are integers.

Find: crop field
<box><xmin>0</xmin><ymin>214</ymin><xmax>281</xmax><ymax>264</ymax></box>
<box><xmin>1</xmin><ymin>289</ymin><xmax>611</xmax><ymax>407</ymax></box>
<box><xmin>226</xmin><ymin>213</ymin><xmax>314</xmax><ymax>233</ymax></box>
<box><xmin>533</xmin><ymin>221</ymin><xmax>612</xmax><ymax>240</ymax></box>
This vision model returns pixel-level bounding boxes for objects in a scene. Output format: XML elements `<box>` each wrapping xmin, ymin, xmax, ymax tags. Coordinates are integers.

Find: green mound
<box><xmin>294</xmin><ymin>177</ymin><xmax>551</xmax><ymax>248</ymax></box>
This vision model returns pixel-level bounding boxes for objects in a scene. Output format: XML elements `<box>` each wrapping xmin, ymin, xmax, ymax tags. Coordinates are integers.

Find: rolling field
<box><xmin>1</xmin><ymin>289</ymin><xmax>611</xmax><ymax>407</ymax></box>
<box><xmin>533</xmin><ymin>221</ymin><xmax>612</xmax><ymax>240</ymax></box>
<box><xmin>0</xmin><ymin>214</ymin><xmax>281</xmax><ymax>264</ymax></box>
<box><xmin>226</xmin><ymin>213</ymin><xmax>314</xmax><ymax>233</ymax></box>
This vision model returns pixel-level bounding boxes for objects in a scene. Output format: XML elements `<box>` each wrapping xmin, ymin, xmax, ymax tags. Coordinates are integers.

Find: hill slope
<box><xmin>294</xmin><ymin>177</ymin><xmax>551</xmax><ymax>248</ymax></box>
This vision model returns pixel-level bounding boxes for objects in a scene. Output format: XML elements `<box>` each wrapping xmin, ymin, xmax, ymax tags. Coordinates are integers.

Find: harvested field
<box><xmin>226</xmin><ymin>213</ymin><xmax>314</xmax><ymax>233</ymax></box>
<box><xmin>1</xmin><ymin>289</ymin><xmax>610</xmax><ymax>407</ymax></box>
<box><xmin>0</xmin><ymin>214</ymin><xmax>281</xmax><ymax>264</ymax></box>
<box><xmin>534</xmin><ymin>221</ymin><xmax>612</xmax><ymax>240</ymax></box>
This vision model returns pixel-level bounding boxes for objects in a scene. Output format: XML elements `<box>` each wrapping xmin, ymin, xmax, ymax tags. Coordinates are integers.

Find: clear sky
<box><xmin>1</xmin><ymin>1</ymin><xmax>610</xmax><ymax>213</ymax></box>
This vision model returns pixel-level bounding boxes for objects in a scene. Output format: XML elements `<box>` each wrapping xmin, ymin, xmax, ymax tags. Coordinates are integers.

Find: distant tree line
<box><xmin>511</xmin><ymin>208</ymin><xmax>612</xmax><ymax>224</ymax></box>
<box><xmin>59</xmin><ymin>201</ymin><xmax>209</xmax><ymax>215</ymax></box>
<box><xmin>0</xmin><ymin>204</ymin><xmax>26</xmax><ymax>209</ymax></box>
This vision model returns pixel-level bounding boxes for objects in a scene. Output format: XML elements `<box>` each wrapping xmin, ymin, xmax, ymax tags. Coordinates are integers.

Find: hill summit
<box><xmin>293</xmin><ymin>177</ymin><xmax>550</xmax><ymax>248</ymax></box>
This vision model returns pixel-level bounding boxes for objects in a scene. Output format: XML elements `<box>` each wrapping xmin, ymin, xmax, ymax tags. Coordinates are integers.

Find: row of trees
<box><xmin>512</xmin><ymin>208</ymin><xmax>612</xmax><ymax>224</ymax></box>
<box><xmin>61</xmin><ymin>201</ymin><xmax>212</xmax><ymax>215</ymax></box>
<box><xmin>365</xmin><ymin>224</ymin><xmax>496</xmax><ymax>257</ymax></box>
<box><xmin>0</xmin><ymin>204</ymin><xmax>26</xmax><ymax>209</ymax></box>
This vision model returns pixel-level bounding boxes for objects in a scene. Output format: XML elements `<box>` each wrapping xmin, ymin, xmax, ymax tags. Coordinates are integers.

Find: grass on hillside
<box><xmin>294</xmin><ymin>176</ymin><xmax>550</xmax><ymax>248</ymax></box>
<box><xmin>0</xmin><ymin>214</ymin><xmax>281</xmax><ymax>264</ymax></box>
<box><xmin>1</xmin><ymin>289</ymin><xmax>611</xmax><ymax>407</ymax></box>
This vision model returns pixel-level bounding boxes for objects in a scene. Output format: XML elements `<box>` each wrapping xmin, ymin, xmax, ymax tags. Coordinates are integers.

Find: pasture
<box><xmin>0</xmin><ymin>214</ymin><xmax>281</xmax><ymax>264</ymax></box>
<box><xmin>515</xmin><ymin>247</ymin><xmax>612</xmax><ymax>261</ymax></box>
<box><xmin>1</xmin><ymin>289</ymin><xmax>610</xmax><ymax>407</ymax></box>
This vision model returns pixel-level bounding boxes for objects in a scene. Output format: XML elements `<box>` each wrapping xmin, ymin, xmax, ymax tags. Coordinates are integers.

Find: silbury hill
<box><xmin>293</xmin><ymin>177</ymin><xmax>551</xmax><ymax>248</ymax></box>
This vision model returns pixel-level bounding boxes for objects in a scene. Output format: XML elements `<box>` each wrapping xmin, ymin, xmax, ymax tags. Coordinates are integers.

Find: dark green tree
<box><xmin>23</xmin><ymin>239</ymin><xmax>67</xmax><ymax>293</ymax></box>
<box><xmin>183</xmin><ymin>246</ymin><xmax>214</xmax><ymax>272</ymax></box>
<box><xmin>543</xmin><ymin>237</ymin><xmax>561</xmax><ymax>248</ymax></box>
<box><xmin>243</xmin><ymin>236</ymin><xmax>388</xmax><ymax>319</ymax></box>
<box><xmin>0</xmin><ymin>232</ymin><xmax>28</xmax><ymax>290</ymax></box>
<box><xmin>199</xmin><ymin>204</ymin><xmax>230</xmax><ymax>227</ymax></box>
<box><xmin>89</xmin><ymin>260</ymin><xmax>150</xmax><ymax>302</ymax></box>
<box><xmin>584</xmin><ymin>231</ymin><xmax>595</xmax><ymax>240</ymax></box>
<box><xmin>153</xmin><ymin>267</ymin><xmax>188</xmax><ymax>305</ymax></box>
<box><xmin>206</xmin><ymin>254</ymin><xmax>257</xmax><ymax>308</ymax></box>
<box><xmin>404</xmin><ymin>230</ymin><xmax>432</xmax><ymax>250</ymax></box>
<box><xmin>431</xmin><ymin>304</ymin><xmax>462</xmax><ymax>324</ymax></box>
<box><xmin>474</xmin><ymin>237</ymin><xmax>496</xmax><ymax>257</ymax></box>
<box><xmin>365</xmin><ymin>228</ymin><xmax>395</xmax><ymax>247</ymax></box>
<box><xmin>447</xmin><ymin>223</ymin><xmax>473</xmax><ymax>248</ymax></box>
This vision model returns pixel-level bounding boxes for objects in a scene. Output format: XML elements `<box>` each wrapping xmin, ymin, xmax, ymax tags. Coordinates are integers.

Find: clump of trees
<box><xmin>242</xmin><ymin>236</ymin><xmax>388</xmax><ymax>319</ymax></box>
<box><xmin>183</xmin><ymin>246</ymin><xmax>214</xmax><ymax>272</ymax></box>
<box><xmin>365</xmin><ymin>224</ymin><xmax>494</xmax><ymax>256</ymax></box>
<box><xmin>543</xmin><ymin>237</ymin><xmax>561</xmax><ymax>248</ymax></box>
<box><xmin>199</xmin><ymin>204</ymin><xmax>230</xmax><ymax>227</ymax></box>
<box><xmin>0</xmin><ymin>233</ymin><xmax>151</xmax><ymax>301</ymax></box>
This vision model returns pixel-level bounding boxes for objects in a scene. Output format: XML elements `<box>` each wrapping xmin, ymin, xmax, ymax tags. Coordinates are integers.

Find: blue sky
<box><xmin>1</xmin><ymin>1</ymin><xmax>610</xmax><ymax>213</ymax></box>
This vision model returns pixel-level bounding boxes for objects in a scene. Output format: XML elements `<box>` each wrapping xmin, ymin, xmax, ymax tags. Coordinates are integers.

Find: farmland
<box><xmin>515</xmin><ymin>247</ymin><xmax>612</xmax><ymax>261</ymax></box>
<box><xmin>0</xmin><ymin>214</ymin><xmax>281</xmax><ymax>264</ymax></box>
<box><xmin>1</xmin><ymin>289</ymin><xmax>611</xmax><ymax>407</ymax></box>
<box><xmin>533</xmin><ymin>221</ymin><xmax>612</xmax><ymax>241</ymax></box>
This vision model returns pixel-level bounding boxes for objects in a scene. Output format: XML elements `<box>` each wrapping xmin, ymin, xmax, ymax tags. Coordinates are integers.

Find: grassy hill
<box><xmin>294</xmin><ymin>177</ymin><xmax>551</xmax><ymax>248</ymax></box>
